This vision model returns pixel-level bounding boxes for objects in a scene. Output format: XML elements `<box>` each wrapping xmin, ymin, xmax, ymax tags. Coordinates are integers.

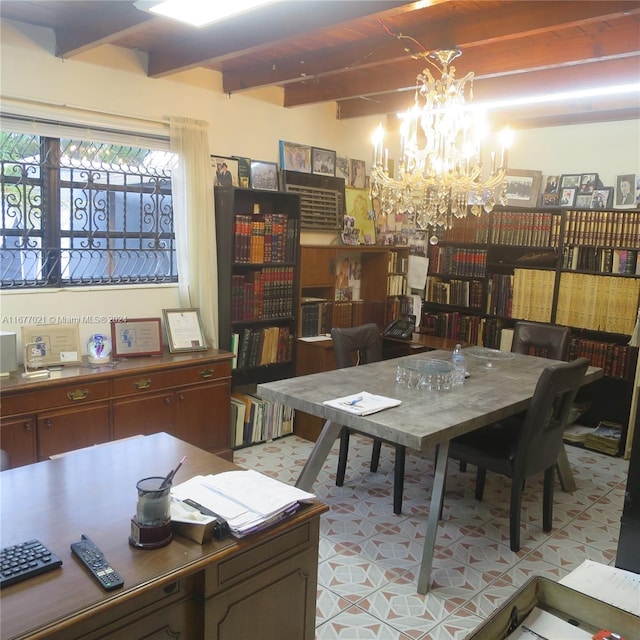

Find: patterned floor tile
<box><xmin>315</xmin><ymin>605</ymin><xmax>415</xmax><ymax>639</ymax></box>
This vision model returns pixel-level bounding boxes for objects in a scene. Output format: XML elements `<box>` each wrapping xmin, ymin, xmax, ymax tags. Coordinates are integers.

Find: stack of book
<box><xmin>584</xmin><ymin>421</ymin><xmax>622</xmax><ymax>456</ymax></box>
<box><xmin>230</xmin><ymin>391</ymin><xmax>294</xmax><ymax>447</ymax></box>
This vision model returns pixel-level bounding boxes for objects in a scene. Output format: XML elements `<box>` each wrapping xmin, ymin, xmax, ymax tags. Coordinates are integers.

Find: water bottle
<box><xmin>452</xmin><ymin>343</ymin><xmax>465</xmax><ymax>386</ymax></box>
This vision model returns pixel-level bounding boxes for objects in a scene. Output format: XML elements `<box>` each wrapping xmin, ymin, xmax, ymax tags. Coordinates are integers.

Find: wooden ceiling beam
<box><xmin>335</xmin><ymin>56</ymin><xmax>640</xmax><ymax>119</ymax></box>
<box><xmin>284</xmin><ymin>17</ymin><xmax>640</xmax><ymax>107</ymax></box>
<box><xmin>223</xmin><ymin>0</ymin><xmax>640</xmax><ymax>93</ymax></box>
<box><xmin>146</xmin><ymin>0</ymin><xmax>409</xmax><ymax>77</ymax></box>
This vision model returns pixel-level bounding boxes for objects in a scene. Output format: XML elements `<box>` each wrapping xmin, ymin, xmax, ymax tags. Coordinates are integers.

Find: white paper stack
<box><xmin>171</xmin><ymin>470</ymin><xmax>315</xmax><ymax>538</ymax></box>
<box><xmin>322</xmin><ymin>391</ymin><xmax>401</xmax><ymax>416</ymax></box>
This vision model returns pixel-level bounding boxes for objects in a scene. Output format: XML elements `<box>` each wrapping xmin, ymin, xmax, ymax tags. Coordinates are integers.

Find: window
<box><xmin>1</xmin><ymin>128</ymin><xmax>178</xmax><ymax>288</ymax></box>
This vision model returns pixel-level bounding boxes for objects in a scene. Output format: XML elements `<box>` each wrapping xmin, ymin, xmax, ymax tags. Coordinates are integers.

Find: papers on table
<box><xmin>171</xmin><ymin>470</ymin><xmax>315</xmax><ymax>538</ymax></box>
<box><xmin>559</xmin><ymin>559</ymin><xmax>640</xmax><ymax>615</ymax></box>
<box><xmin>322</xmin><ymin>391</ymin><xmax>401</xmax><ymax>416</ymax></box>
<box><xmin>508</xmin><ymin>608</ymin><xmax>591</xmax><ymax>640</ymax></box>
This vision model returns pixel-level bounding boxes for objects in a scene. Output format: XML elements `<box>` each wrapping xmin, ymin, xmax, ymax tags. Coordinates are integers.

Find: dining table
<box><xmin>257</xmin><ymin>348</ymin><xmax>603</xmax><ymax>594</ymax></box>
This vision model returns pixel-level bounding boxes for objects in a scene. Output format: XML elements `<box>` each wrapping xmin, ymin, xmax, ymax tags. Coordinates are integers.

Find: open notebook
<box><xmin>322</xmin><ymin>391</ymin><xmax>401</xmax><ymax>416</ymax></box>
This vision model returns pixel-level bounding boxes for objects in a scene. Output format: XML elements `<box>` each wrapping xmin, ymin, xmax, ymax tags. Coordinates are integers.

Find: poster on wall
<box><xmin>344</xmin><ymin>187</ymin><xmax>375</xmax><ymax>245</ymax></box>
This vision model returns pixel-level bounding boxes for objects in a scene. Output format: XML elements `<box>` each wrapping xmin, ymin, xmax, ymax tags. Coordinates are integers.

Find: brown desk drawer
<box><xmin>35</xmin><ymin>381</ymin><xmax>110</xmax><ymax>410</ymax></box>
<box><xmin>113</xmin><ymin>361</ymin><xmax>231</xmax><ymax>396</ymax></box>
<box><xmin>1</xmin><ymin>392</ymin><xmax>38</xmax><ymax>417</ymax></box>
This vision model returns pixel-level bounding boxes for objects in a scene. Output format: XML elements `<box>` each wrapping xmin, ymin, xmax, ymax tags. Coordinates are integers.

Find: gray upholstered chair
<box><xmin>331</xmin><ymin>323</ymin><xmax>406</xmax><ymax>515</ymax></box>
<box><xmin>511</xmin><ymin>321</ymin><xmax>571</xmax><ymax>360</ymax></box>
<box><xmin>444</xmin><ymin>357</ymin><xmax>589</xmax><ymax>551</ymax></box>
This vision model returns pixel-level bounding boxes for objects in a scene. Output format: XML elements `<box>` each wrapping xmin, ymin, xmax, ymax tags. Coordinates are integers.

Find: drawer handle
<box><xmin>199</xmin><ymin>368</ymin><xmax>215</xmax><ymax>379</ymax></box>
<box><xmin>134</xmin><ymin>378</ymin><xmax>152</xmax><ymax>390</ymax></box>
<box><xmin>67</xmin><ymin>389</ymin><xmax>89</xmax><ymax>401</ymax></box>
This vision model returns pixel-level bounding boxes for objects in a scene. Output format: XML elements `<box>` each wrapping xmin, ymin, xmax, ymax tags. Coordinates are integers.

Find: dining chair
<box><xmin>511</xmin><ymin>321</ymin><xmax>571</xmax><ymax>360</ymax></box>
<box><xmin>444</xmin><ymin>357</ymin><xmax>590</xmax><ymax>551</ymax></box>
<box><xmin>331</xmin><ymin>323</ymin><xmax>406</xmax><ymax>515</ymax></box>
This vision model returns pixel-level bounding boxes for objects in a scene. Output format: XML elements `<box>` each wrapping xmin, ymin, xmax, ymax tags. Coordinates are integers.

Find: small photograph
<box><xmin>349</xmin><ymin>158</ymin><xmax>366</xmax><ymax>189</ymax></box>
<box><xmin>542</xmin><ymin>192</ymin><xmax>560</xmax><ymax>207</ymax></box>
<box><xmin>335</xmin><ymin>156</ymin><xmax>349</xmax><ymax>180</ymax></box>
<box><xmin>211</xmin><ymin>156</ymin><xmax>239</xmax><ymax>187</ymax></box>
<box><xmin>575</xmin><ymin>194</ymin><xmax>592</xmax><ymax>209</ymax></box>
<box><xmin>579</xmin><ymin>173</ymin><xmax>598</xmax><ymax>194</ymax></box>
<box><xmin>232</xmin><ymin>155</ymin><xmax>251</xmax><ymax>188</ymax></box>
<box><xmin>591</xmin><ymin>188</ymin><xmax>612</xmax><ymax>209</ymax></box>
<box><xmin>615</xmin><ymin>173</ymin><xmax>636</xmax><ymax>208</ymax></box>
<box><xmin>543</xmin><ymin>175</ymin><xmax>560</xmax><ymax>194</ymax></box>
<box><xmin>559</xmin><ymin>187</ymin><xmax>576</xmax><ymax>207</ymax></box>
<box><xmin>250</xmin><ymin>160</ymin><xmax>279</xmax><ymax>191</ymax></box>
<box><xmin>279</xmin><ymin>140</ymin><xmax>311</xmax><ymax>173</ymax></box>
<box><xmin>560</xmin><ymin>174</ymin><xmax>581</xmax><ymax>189</ymax></box>
<box><xmin>311</xmin><ymin>147</ymin><xmax>336</xmax><ymax>177</ymax></box>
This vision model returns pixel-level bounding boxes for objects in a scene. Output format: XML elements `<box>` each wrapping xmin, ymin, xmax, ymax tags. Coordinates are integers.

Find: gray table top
<box><xmin>257</xmin><ymin>349</ymin><xmax>603</xmax><ymax>451</ymax></box>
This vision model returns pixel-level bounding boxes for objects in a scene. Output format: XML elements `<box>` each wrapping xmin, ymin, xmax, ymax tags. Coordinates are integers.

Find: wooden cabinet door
<box><xmin>37</xmin><ymin>403</ymin><xmax>110</xmax><ymax>460</ymax></box>
<box><xmin>174</xmin><ymin>381</ymin><xmax>230</xmax><ymax>453</ymax></box>
<box><xmin>0</xmin><ymin>414</ymin><xmax>37</xmax><ymax>468</ymax></box>
<box><xmin>300</xmin><ymin>247</ymin><xmax>335</xmax><ymax>287</ymax></box>
<box><xmin>112</xmin><ymin>392</ymin><xmax>175</xmax><ymax>441</ymax></box>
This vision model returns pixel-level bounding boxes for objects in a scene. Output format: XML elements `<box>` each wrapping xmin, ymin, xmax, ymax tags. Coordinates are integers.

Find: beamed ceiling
<box><xmin>2</xmin><ymin>0</ymin><xmax>639</xmax><ymax>128</ymax></box>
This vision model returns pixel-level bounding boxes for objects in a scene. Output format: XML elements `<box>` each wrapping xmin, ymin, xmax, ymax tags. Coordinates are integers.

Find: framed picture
<box><xmin>543</xmin><ymin>175</ymin><xmax>560</xmax><ymax>194</ymax></box>
<box><xmin>575</xmin><ymin>193</ymin><xmax>592</xmax><ymax>209</ymax></box>
<box><xmin>541</xmin><ymin>192</ymin><xmax>560</xmax><ymax>207</ymax></box>
<box><xmin>232</xmin><ymin>155</ymin><xmax>251</xmax><ymax>188</ymax></box>
<box><xmin>578</xmin><ymin>173</ymin><xmax>599</xmax><ymax>194</ymax></box>
<box><xmin>560</xmin><ymin>174</ymin><xmax>581</xmax><ymax>189</ymax></box>
<box><xmin>21</xmin><ymin>324</ymin><xmax>81</xmax><ymax>366</ymax></box>
<box><xmin>615</xmin><ymin>173</ymin><xmax>637</xmax><ymax>208</ymax></box>
<box><xmin>559</xmin><ymin>187</ymin><xmax>577</xmax><ymax>207</ymax></box>
<box><xmin>250</xmin><ymin>160</ymin><xmax>279</xmax><ymax>191</ymax></box>
<box><xmin>348</xmin><ymin>158</ymin><xmax>366</xmax><ymax>189</ymax></box>
<box><xmin>311</xmin><ymin>147</ymin><xmax>336</xmax><ymax>176</ymax></box>
<box><xmin>211</xmin><ymin>156</ymin><xmax>239</xmax><ymax>187</ymax></box>
<box><xmin>110</xmin><ymin>318</ymin><xmax>162</xmax><ymax>357</ymax></box>
<box><xmin>279</xmin><ymin>140</ymin><xmax>311</xmax><ymax>173</ymax></box>
<box><xmin>335</xmin><ymin>156</ymin><xmax>349</xmax><ymax>180</ymax></box>
<box><xmin>591</xmin><ymin>187</ymin><xmax>612</xmax><ymax>209</ymax></box>
<box><xmin>345</xmin><ymin>187</ymin><xmax>375</xmax><ymax>245</ymax></box>
<box><xmin>163</xmin><ymin>308</ymin><xmax>207</xmax><ymax>353</ymax></box>
<box><xmin>503</xmin><ymin>169</ymin><xmax>542</xmax><ymax>207</ymax></box>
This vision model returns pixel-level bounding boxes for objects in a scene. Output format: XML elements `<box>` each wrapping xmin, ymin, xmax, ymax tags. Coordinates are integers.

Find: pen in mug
<box><xmin>159</xmin><ymin>455</ymin><xmax>186</xmax><ymax>490</ymax></box>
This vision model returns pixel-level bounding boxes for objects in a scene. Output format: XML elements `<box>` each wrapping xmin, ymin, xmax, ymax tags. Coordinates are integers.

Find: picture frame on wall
<box><xmin>250</xmin><ymin>160</ymin><xmax>279</xmax><ymax>191</ymax></box>
<box><xmin>503</xmin><ymin>169</ymin><xmax>542</xmax><ymax>207</ymax></box>
<box><xmin>232</xmin><ymin>155</ymin><xmax>252</xmax><ymax>188</ymax></box>
<box><xmin>311</xmin><ymin>147</ymin><xmax>336</xmax><ymax>177</ymax></box>
<box><xmin>560</xmin><ymin>174</ymin><xmax>581</xmax><ymax>190</ymax></box>
<box><xmin>559</xmin><ymin>187</ymin><xmax>577</xmax><ymax>207</ymax></box>
<box><xmin>541</xmin><ymin>192</ymin><xmax>560</xmax><ymax>207</ymax></box>
<box><xmin>578</xmin><ymin>173</ymin><xmax>599</xmax><ymax>194</ymax></box>
<box><xmin>211</xmin><ymin>156</ymin><xmax>239</xmax><ymax>187</ymax></box>
<box><xmin>348</xmin><ymin>158</ymin><xmax>366</xmax><ymax>189</ymax></box>
<box><xmin>335</xmin><ymin>156</ymin><xmax>349</xmax><ymax>180</ymax></box>
<box><xmin>279</xmin><ymin>140</ymin><xmax>311</xmax><ymax>173</ymax></box>
<box><xmin>591</xmin><ymin>187</ymin><xmax>613</xmax><ymax>209</ymax></box>
<box><xmin>110</xmin><ymin>317</ymin><xmax>163</xmax><ymax>357</ymax></box>
<box><xmin>575</xmin><ymin>193</ymin><xmax>592</xmax><ymax>209</ymax></box>
<box><xmin>543</xmin><ymin>175</ymin><xmax>560</xmax><ymax>194</ymax></box>
<box><xmin>163</xmin><ymin>308</ymin><xmax>207</xmax><ymax>353</ymax></box>
<box><xmin>615</xmin><ymin>173</ymin><xmax>637</xmax><ymax>208</ymax></box>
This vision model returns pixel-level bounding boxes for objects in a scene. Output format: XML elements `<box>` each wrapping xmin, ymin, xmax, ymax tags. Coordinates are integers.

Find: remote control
<box><xmin>70</xmin><ymin>535</ymin><xmax>124</xmax><ymax>591</ymax></box>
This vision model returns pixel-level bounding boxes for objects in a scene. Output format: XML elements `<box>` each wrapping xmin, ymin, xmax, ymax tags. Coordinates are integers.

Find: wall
<box><xmin>1</xmin><ymin>18</ymin><xmax>639</xmax><ymax>357</ymax></box>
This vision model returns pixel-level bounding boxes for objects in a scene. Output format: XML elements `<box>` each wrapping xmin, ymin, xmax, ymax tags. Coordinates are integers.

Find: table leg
<box><xmin>295</xmin><ymin>419</ymin><xmax>343</xmax><ymax>492</ymax></box>
<box><xmin>555</xmin><ymin>444</ymin><xmax>577</xmax><ymax>492</ymax></box>
<box><xmin>417</xmin><ymin>440</ymin><xmax>449</xmax><ymax>595</ymax></box>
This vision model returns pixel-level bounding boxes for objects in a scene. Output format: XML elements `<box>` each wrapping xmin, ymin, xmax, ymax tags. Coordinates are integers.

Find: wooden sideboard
<box><xmin>0</xmin><ymin>350</ymin><xmax>233</xmax><ymax>468</ymax></box>
<box><xmin>0</xmin><ymin>433</ymin><xmax>327</xmax><ymax>640</ymax></box>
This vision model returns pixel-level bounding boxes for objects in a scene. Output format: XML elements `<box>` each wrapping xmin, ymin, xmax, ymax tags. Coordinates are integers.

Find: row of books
<box><xmin>489</xmin><ymin>211</ymin><xmax>561</xmax><ymax>247</ymax></box>
<box><xmin>485</xmin><ymin>273</ymin><xmax>513</xmax><ymax>318</ymax></box>
<box><xmin>568</xmin><ymin>337</ymin><xmax>638</xmax><ymax>380</ymax></box>
<box><xmin>425</xmin><ymin>277</ymin><xmax>484</xmax><ymax>310</ymax></box>
<box><xmin>562</xmin><ymin>246</ymin><xmax>640</xmax><ymax>275</ymax></box>
<box><xmin>420</xmin><ymin>311</ymin><xmax>484</xmax><ymax>345</ymax></box>
<box><xmin>230</xmin><ymin>392</ymin><xmax>294</xmax><ymax>448</ymax></box>
<box><xmin>428</xmin><ymin>246</ymin><xmax>487</xmax><ymax>277</ymax></box>
<box><xmin>230</xmin><ymin>267</ymin><xmax>294</xmax><ymax>321</ymax></box>
<box><xmin>388</xmin><ymin>250</ymin><xmax>408</xmax><ymax>274</ymax></box>
<box><xmin>232</xmin><ymin>326</ymin><xmax>293</xmax><ymax>369</ymax></box>
<box><xmin>556</xmin><ymin>273</ymin><xmax>640</xmax><ymax>335</ymax></box>
<box><xmin>510</xmin><ymin>269</ymin><xmax>555</xmax><ymax>323</ymax></box>
<box><xmin>428</xmin><ymin>212</ymin><xmax>491</xmax><ymax>244</ymax></box>
<box><xmin>385</xmin><ymin>295</ymin><xmax>413</xmax><ymax>326</ymax></box>
<box><xmin>300</xmin><ymin>299</ymin><xmax>386</xmax><ymax>337</ymax></box>
<box><xmin>233</xmin><ymin>213</ymin><xmax>297</xmax><ymax>264</ymax></box>
<box><xmin>387</xmin><ymin>273</ymin><xmax>407</xmax><ymax>296</ymax></box>
<box><xmin>565</xmin><ymin>209</ymin><xmax>640</xmax><ymax>247</ymax></box>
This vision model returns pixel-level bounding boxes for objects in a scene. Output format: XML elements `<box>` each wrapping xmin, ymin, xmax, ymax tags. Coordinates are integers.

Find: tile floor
<box><xmin>234</xmin><ymin>434</ymin><xmax>629</xmax><ymax>640</ymax></box>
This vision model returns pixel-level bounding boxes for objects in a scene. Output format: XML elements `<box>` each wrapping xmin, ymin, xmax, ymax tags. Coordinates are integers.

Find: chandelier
<box><xmin>370</xmin><ymin>49</ymin><xmax>513</xmax><ymax>229</ymax></box>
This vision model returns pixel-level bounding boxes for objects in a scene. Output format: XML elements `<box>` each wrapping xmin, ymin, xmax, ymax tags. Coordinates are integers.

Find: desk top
<box><xmin>0</xmin><ymin>433</ymin><xmax>326</xmax><ymax>640</ymax></box>
<box><xmin>258</xmin><ymin>350</ymin><xmax>603</xmax><ymax>451</ymax></box>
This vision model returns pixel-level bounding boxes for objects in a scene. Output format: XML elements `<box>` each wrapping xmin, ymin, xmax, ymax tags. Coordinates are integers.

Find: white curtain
<box><xmin>169</xmin><ymin>116</ymin><xmax>218</xmax><ymax>348</ymax></box>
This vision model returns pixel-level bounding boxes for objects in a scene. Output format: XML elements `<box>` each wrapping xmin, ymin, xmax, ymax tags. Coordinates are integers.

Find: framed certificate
<box><xmin>21</xmin><ymin>324</ymin><xmax>81</xmax><ymax>366</ymax></box>
<box><xmin>162</xmin><ymin>308</ymin><xmax>208</xmax><ymax>353</ymax></box>
<box><xmin>111</xmin><ymin>318</ymin><xmax>163</xmax><ymax>357</ymax></box>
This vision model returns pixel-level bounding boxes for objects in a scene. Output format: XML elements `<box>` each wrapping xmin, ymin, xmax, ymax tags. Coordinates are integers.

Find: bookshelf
<box><xmin>215</xmin><ymin>186</ymin><xmax>301</xmax><ymax>448</ymax></box>
<box><xmin>422</xmin><ymin>206</ymin><xmax>640</xmax><ymax>449</ymax></box>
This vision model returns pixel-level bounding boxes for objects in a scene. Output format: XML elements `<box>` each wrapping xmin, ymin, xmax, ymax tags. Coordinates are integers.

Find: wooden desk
<box><xmin>0</xmin><ymin>433</ymin><xmax>327</xmax><ymax>640</ymax></box>
<box><xmin>258</xmin><ymin>349</ymin><xmax>603</xmax><ymax>594</ymax></box>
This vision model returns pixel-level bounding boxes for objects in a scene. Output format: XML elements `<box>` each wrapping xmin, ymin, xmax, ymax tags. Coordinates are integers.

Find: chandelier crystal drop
<box><xmin>370</xmin><ymin>49</ymin><xmax>513</xmax><ymax>230</ymax></box>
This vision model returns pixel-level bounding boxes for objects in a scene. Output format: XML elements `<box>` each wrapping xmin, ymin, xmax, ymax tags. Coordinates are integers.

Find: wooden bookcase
<box><xmin>422</xmin><ymin>206</ymin><xmax>640</xmax><ymax>448</ymax></box>
<box><xmin>214</xmin><ymin>186</ymin><xmax>301</xmax><ymax>448</ymax></box>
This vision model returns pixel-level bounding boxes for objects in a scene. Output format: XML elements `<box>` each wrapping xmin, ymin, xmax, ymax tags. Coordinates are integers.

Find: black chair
<box><xmin>444</xmin><ymin>357</ymin><xmax>590</xmax><ymax>551</ymax></box>
<box><xmin>331</xmin><ymin>323</ymin><xmax>406</xmax><ymax>515</ymax></box>
<box><xmin>511</xmin><ymin>321</ymin><xmax>570</xmax><ymax>360</ymax></box>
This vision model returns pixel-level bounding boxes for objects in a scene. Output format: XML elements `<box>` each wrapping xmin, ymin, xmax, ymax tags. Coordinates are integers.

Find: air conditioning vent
<box><xmin>281</xmin><ymin>170</ymin><xmax>344</xmax><ymax>231</ymax></box>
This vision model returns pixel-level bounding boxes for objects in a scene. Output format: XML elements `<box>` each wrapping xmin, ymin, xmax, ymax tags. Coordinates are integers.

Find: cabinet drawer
<box><xmin>1</xmin><ymin>392</ymin><xmax>38</xmax><ymax>417</ymax></box>
<box><xmin>113</xmin><ymin>362</ymin><xmax>231</xmax><ymax>396</ymax></box>
<box><xmin>35</xmin><ymin>381</ymin><xmax>110</xmax><ymax>410</ymax></box>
